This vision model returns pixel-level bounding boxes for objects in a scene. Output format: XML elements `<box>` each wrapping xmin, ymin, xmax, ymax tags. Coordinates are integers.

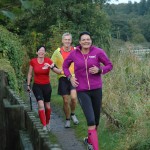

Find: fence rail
<box><xmin>131</xmin><ymin>48</ymin><xmax>150</xmax><ymax>54</ymax></box>
<box><xmin>119</xmin><ymin>48</ymin><xmax>150</xmax><ymax>59</ymax></box>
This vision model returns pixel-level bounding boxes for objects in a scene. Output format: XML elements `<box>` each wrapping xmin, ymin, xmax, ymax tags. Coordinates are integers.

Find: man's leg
<box><xmin>70</xmin><ymin>89</ymin><xmax>79</xmax><ymax>124</ymax></box>
<box><xmin>62</xmin><ymin>95</ymin><xmax>71</xmax><ymax>128</ymax></box>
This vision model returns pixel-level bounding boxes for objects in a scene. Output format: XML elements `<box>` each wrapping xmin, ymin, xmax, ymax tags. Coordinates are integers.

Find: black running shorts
<box><xmin>58</xmin><ymin>77</ymin><xmax>75</xmax><ymax>95</ymax></box>
<box><xmin>32</xmin><ymin>83</ymin><xmax>52</xmax><ymax>102</ymax></box>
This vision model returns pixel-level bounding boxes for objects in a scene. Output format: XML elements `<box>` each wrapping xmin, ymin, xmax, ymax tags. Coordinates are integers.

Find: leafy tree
<box><xmin>138</xmin><ymin>0</ymin><xmax>147</xmax><ymax>15</ymax></box>
<box><xmin>10</xmin><ymin>0</ymin><xmax>111</xmax><ymax>56</ymax></box>
<box><xmin>110</xmin><ymin>18</ymin><xmax>132</xmax><ymax>41</ymax></box>
<box><xmin>126</xmin><ymin>1</ymin><xmax>133</xmax><ymax>14</ymax></box>
<box><xmin>0</xmin><ymin>0</ymin><xmax>43</xmax><ymax>23</ymax></box>
<box><xmin>133</xmin><ymin>2</ymin><xmax>139</xmax><ymax>13</ymax></box>
<box><xmin>141</xmin><ymin>20</ymin><xmax>150</xmax><ymax>42</ymax></box>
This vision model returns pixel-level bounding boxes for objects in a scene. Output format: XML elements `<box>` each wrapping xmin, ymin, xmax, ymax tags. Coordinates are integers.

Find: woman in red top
<box><xmin>27</xmin><ymin>45</ymin><xmax>62</xmax><ymax>132</ymax></box>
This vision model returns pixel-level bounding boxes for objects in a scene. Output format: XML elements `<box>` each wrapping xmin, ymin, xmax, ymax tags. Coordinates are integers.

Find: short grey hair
<box><xmin>62</xmin><ymin>32</ymin><xmax>72</xmax><ymax>39</ymax></box>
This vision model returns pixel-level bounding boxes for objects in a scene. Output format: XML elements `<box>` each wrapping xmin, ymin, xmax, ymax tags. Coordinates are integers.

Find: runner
<box><xmin>63</xmin><ymin>31</ymin><xmax>113</xmax><ymax>150</ymax></box>
<box><xmin>51</xmin><ymin>33</ymin><xmax>79</xmax><ymax>128</ymax></box>
<box><xmin>27</xmin><ymin>45</ymin><xmax>62</xmax><ymax>132</ymax></box>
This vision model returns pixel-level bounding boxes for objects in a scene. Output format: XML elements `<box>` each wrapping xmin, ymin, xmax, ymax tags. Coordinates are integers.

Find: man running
<box><xmin>51</xmin><ymin>33</ymin><xmax>79</xmax><ymax>128</ymax></box>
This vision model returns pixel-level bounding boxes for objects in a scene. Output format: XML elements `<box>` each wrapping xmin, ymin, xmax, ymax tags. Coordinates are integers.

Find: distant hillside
<box><xmin>104</xmin><ymin>0</ymin><xmax>150</xmax><ymax>43</ymax></box>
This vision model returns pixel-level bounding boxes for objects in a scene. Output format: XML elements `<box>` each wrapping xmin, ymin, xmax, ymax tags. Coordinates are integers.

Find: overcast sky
<box><xmin>109</xmin><ymin>0</ymin><xmax>141</xmax><ymax>4</ymax></box>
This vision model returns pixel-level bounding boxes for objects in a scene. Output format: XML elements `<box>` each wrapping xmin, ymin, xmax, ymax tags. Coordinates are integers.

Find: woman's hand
<box><xmin>70</xmin><ymin>76</ymin><xmax>79</xmax><ymax>87</ymax></box>
<box><xmin>42</xmin><ymin>63</ymin><xmax>50</xmax><ymax>69</ymax></box>
<box><xmin>89</xmin><ymin>65</ymin><xmax>101</xmax><ymax>74</ymax></box>
<box><xmin>27</xmin><ymin>85</ymin><xmax>31</xmax><ymax>92</ymax></box>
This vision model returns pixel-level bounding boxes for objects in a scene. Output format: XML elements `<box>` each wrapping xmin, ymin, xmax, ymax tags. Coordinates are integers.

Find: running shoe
<box><xmin>46</xmin><ymin>124</ymin><xmax>51</xmax><ymax>132</ymax></box>
<box><xmin>42</xmin><ymin>126</ymin><xmax>47</xmax><ymax>132</ymax></box>
<box><xmin>71</xmin><ymin>114</ymin><xmax>79</xmax><ymax>125</ymax></box>
<box><xmin>84</xmin><ymin>137</ymin><xmax>94</xmax><ymax>150</ymax></box>
<box><xmin>64</xmin><ymin>120</ymin><xmax>71</xmax><ymax>128</ymax></box>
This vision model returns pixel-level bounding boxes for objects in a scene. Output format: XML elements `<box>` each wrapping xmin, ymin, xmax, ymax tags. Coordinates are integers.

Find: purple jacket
<box><xmin>63</xmin><ymin>45</ymin><xmax>113</xmax><ymax>92</ymax></box>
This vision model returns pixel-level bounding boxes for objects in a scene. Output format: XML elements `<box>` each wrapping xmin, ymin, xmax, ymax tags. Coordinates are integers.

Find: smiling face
<box><xmin>79</xmin><ymin>34</ymin><xmax>92</xmax><ymax>50</ymax></box>
<box><xmin>62</xmin><ymin>35</ymin><xmax>72</xmax><ymax>48</ymax></box>
<box><xmin>36</xmin><ymin>46</ymin><xmax>46</xmax><ymax>58</ymax></box>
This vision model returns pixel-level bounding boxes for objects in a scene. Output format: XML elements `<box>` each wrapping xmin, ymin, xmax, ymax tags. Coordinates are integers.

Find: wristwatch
<box><xmin>67</xmin><ymin>75</ymin><xmax>72</xmax><ymax>81</ymax></box>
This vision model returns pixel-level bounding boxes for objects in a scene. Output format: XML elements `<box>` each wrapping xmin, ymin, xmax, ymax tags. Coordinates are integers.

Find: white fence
<box><xmin>131</xmin><ymin>48</ymin><xmax>150</xmax><ymax>59</ymax></box>
<box><xmin>120</xmin><ymin>48</ymin><xmax>150</xmax><ymax>59</ymax></box>
<box><xmin>131</xmin><ymin>48</ymin><xmax>150</xmax><ymax>55</ymax></box>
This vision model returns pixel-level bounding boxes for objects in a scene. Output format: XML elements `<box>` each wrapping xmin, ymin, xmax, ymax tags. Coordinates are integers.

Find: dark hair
<box><xmin>79</xmin><ymin>31</ymin><xmax>91</xmax><ymax>40</ymax></box>
<box><xmin>37</xmin><ymin>45</ymin><xmax>46</xmax><ymax>52</ymax></box>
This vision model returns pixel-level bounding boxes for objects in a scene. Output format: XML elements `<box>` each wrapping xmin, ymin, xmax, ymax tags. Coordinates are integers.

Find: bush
<box><xmin>0</xmin><ymin>59</ymin><xmax>18</xmax><ymax>92</ymax></box>
<box><xmin>0</xmin><ymin>25</ymin><xmax>26</xmax><ymax>90</ymax></box>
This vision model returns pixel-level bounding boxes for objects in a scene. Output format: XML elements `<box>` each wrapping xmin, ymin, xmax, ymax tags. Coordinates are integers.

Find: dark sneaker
<box><xmin>84</xmin><ymin>137</ymin><xmax>94</xmax><ymax>150</ymax></box>
<box><xmin>84</xmin><ymin>137</ymin><xmax>88</xmax><ymax>144</ymax></box>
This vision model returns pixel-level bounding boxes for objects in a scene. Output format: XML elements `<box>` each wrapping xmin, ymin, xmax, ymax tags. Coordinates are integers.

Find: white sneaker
<box><xmin>64</xmin><ymin>120</ymin><xmax>71</xmax><ymax>128</ymax></box>
<box><xmin>84</xmin><ymin>137</ymin><xmax>94</xmax><ymax>150</ymax></box>
<box><xmin>43</xmin><ymin>126</ymin><xmax>47</xmax><ymax>132</ymax></box>
<box><xmin>46</xmin><ymin>124</ymin><xmax>51</xmax><ymax>132</ymax></box>
<box><xmin>71</xmin><ymin>115</ymin><xmax>79</xmax><ymax>125</ymax></box>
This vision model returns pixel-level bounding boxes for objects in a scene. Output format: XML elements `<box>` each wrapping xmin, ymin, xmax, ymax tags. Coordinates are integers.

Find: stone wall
<box><xmin>0</xmin><ymin>70</ymin><xmax>61</xmax><ymax>150</ymax></box>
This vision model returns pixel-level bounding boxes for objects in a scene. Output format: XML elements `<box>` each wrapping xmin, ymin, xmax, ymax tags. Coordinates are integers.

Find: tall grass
<box><xmin>102</xmin><ymin>43</ymin><xmax>150</xmax><ymax>150</ymax></box>
<box><xmin>50</xmin><ymin>44</ymin><xmax>150</xmax><ymax>150</ymax></box>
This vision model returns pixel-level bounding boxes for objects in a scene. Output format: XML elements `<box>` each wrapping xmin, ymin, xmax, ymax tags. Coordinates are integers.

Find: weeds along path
<box><xmin>26</xmin><ymin>88</ymin><xmax>85</xmax><ymax>150</ymax></box>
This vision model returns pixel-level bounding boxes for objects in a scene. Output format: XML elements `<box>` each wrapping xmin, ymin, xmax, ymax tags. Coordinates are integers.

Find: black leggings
<box><xmin>77</xmin><ymin>88</ymin><xmax>102</xmax><ymax>126</ymax></box>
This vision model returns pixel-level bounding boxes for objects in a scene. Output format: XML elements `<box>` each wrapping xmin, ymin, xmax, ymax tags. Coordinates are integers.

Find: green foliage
<box><xmin>0</xmin><ymin>59</ymin><xmax>18</xmax><ymax>92</ymax></box>
<box><xmin>1</xmin><ymin>10</ymin><xmax>16</xmax><ymax>20</ymax></box>
<box><xmin>129</xmin><ymin>137</ymin><xmax>150</xmax><ymax>150</ymax></box>
<box><xmin>110</xmin><ymin>17</ymin><xmax>132</xmax><ymax>41</ymax></box>
<box><xmin>104</xmin><ymin>1</ymin><xmax>150</xmax><ymax>42</ymax></box>
<box><xmin>0</xmin><ymin>25</ymin><xmax>25</xmax><ymax>89</ymax></box>
<box><xmin>10</xmin><ymin>0</ymin><xmax>111</xmax><ymax>57</ymax></box>
<box><xmin>131</xmin><ymin>33</ymin><xmax>146</xmax><ymax>43</ymax></box>
<box><xmin>140</xmin><ymin>15</ymin><xmax>150</xmax><ymax>42</ymax></box>
<box><xmin>0</xmin><ymin>0</ymin><xmax>43</xmax><ymax>27</ymax></box>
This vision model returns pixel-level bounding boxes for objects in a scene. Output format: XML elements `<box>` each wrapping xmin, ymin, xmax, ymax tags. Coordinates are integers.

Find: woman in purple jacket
<box><xmin>63</xmin><ymin>31</ymin><xmax>113</xmax><ymax>150</ymax></box>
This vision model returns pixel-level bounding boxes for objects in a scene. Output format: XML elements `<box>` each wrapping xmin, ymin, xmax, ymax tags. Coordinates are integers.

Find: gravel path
<box><xmin>27</xmin><ymin>90</ymin><xmax>86</xmax><ymax>150</ymax></box>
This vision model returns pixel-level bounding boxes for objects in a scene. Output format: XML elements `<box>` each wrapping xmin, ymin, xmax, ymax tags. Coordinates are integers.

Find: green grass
<box><xmin>48</xmin><ymin>132</ymin><xmax>59</xmax><ymax>145</ymax></box>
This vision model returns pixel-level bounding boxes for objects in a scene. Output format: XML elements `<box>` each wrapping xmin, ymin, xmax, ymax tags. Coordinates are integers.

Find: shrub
<box><xmin>0</xmin><ymin>25</ymin><xmax>25</xmax><ymax>90</ymax></box>
<box><xmin>0</xmin><ymin>59</ymin><xmax>18</xmax><ymax>92</ymax></box>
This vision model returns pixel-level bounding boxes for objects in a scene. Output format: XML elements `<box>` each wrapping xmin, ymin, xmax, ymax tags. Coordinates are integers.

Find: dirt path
<box><xmin>51</xmin><ymin>108</ymin><xmax>86</xmax><ymax>150</ymax></box>
<box><xmin>27</xmin><ymin>90</ymin><xmax>86</xmax><ymax>150</ymax></box>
